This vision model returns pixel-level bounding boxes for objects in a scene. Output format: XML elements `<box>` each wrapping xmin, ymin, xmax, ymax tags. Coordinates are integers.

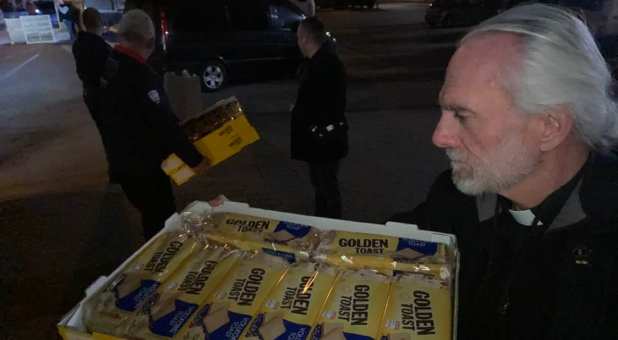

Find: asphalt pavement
<box><xmin>0</xmin><ymin>3</ymin><xmax>457</xmax><ymax>339</ymax></box>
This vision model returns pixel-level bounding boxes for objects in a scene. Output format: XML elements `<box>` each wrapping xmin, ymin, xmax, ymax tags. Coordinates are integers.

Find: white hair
<box><xmin>463</xmin><ymin>3</ymin><xmax>618</xmax><ymax>153</ymax></box>
<box><xmin>117</xmin><ymin>9</ymin><xmax>155</xmax><ymax>43</ymax></box>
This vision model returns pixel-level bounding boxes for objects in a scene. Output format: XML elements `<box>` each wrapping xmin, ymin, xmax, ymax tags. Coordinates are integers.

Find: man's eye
<box><xmin>453</xmin><ymin>110</ymin><xmax>466</xmax><ymax>121</ymax></box>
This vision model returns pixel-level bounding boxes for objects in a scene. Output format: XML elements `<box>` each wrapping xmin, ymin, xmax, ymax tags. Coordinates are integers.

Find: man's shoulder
<box><xmin>93</xmin><ymin>35</ymin><xmax>111</xmax><ymax>52</ymax></box>
<box><xmin>313</xmin><ymin>45</ymin><xmax>343</xmax><ymax>67</ymax></box>
<box><xmin>75</xmin><ymin>33</ymin><xmax>110</xmax><ymax>51</ymax></box>
<box><xmin>580</xmin><ymin>153</ymin><xmax>618</xmax><ymax>224</ymax></box>
<box><xmin>111</xmin><ymin>53</ymin><xmax>157</xmax><ymax>83</ymax></box>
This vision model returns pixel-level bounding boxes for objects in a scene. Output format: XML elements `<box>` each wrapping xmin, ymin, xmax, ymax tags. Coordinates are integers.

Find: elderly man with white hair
<box><xmin>393</xmin><ymin>4</ymin><xmax>618</xmax><ymax>339</ymax></box>
<box><xmin>97</xmin><ymin>9</ymin><xmax>205</xmax><ymax>240</ymax></box>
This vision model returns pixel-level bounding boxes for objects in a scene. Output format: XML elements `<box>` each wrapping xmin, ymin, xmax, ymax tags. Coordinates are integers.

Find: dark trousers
<box><xmin>308</xmin><ymin>161</ymin><xmax>342</xmax><ymax>218</ymax></box>
<box><xmin>83</xmin><ymin>87</ymin><xmax>103</xmax><ymax>126</ymax></box>
<box><xmin>117</xmin><ymin>171</ymin><xmax>176</xmax><ymax>240</ymax></box>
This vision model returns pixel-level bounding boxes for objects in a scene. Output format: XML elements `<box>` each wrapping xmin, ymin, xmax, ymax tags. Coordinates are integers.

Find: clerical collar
<box><xmin>500</xmin><ymin>155</ymin><xmax>589</xmax><ymax>228</ymax></box>
<box><xmin>508</xmin><ymin>208</ymin><xmax>542</xmax><ymax>227</ymax></box>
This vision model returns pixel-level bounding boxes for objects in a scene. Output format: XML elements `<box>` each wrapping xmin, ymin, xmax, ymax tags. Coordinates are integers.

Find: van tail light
<box><xmin>160</xmin><ymin>9</ymin><xmax>169</xmax><ymax>51</ymax></box>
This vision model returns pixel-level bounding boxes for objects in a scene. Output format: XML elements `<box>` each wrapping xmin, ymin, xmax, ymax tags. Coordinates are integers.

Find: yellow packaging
<box><xmin>312</xmin><ymin>270</ymin><xmax>390</xmax><ymax>340</ymax></box>
<box><xmin>381</xmin><ymin>274</ymin><xmax>452</xmax><ymax>340</ymax></box>
<box><xmin>206</xmin><ymin>213</ymin><xmax>320</xmax><ymax>262</ymax></box>
<box><xmin>315</xmin><ymin>231</ymin><xmax>449</xmax><ymax>276</ymax></box>
<box><xmin>161</xmin><ymin>114</ymin><xmax>260</xmax><ymax>185</ymax></box>
<box><xmin>82</xmin><ymin>232</ymin><xmax>199</xmax><ymax>336</ymax></box>
<box><xmin>163</xmin><ymin>97</ymin><xmax>260</xmax><ymax>186</ymax></box>
<box><xmin>177</xmin><ymin>251</ymin><xmax>290</xmax><ymax>340</ymax></box>
<box><xmin>243</xmin><ymin>262</ymin><xmax>339</xmax><ymax>340</ymax></box>
<box><xmin>126</xmin><ymin>246</ymin><xmax>242</xmax><ymax>339</ymax></box>
<box><xmin>161</xmin><ymin>154</ymin><xmax>197</xmax><ymax>186</ymax></box>
<box><xmin>193</xmin><ymin>113</ymin><xmax>260</xmax><ymax>166</ymax></box>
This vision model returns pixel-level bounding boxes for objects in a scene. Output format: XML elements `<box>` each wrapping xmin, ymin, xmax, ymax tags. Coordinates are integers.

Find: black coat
<box><xmin>291</xmin><ymin>44</ymin><xmax>348</xmax><ymax>163</ymax></box>
<box><xmin>72</xmin><ymin>31</ymin><xmax>111</xmax><ymax>89</ymax></box>
<box><xmin>98</xmin><ymin>48</ymin><xmax>202</xmax><ymax>180</ymax></box>
<box><xmin>392</xmin><ymin>154</ymin><xmax>618</xmax><ymax>340</ymax></box>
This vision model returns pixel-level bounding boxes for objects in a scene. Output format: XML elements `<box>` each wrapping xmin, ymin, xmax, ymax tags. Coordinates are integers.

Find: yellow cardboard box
<box><xmin>193</xmin><ymin>113</ymin><xmax>260</xmax><ymax>166</ymax></box>
<box><xmin>162</xmin><ymin>113</ymin><xmax>260</xmax><ymax>186</ymax></box>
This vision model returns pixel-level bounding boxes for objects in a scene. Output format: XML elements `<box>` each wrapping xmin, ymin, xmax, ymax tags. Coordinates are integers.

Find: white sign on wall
<box><xmin>20</xmin><ymin>15</ymin><xmax>55</xmax><ymax>44</ymax></box>
<box><xmin>5</xmin><ymin>18</ymin><xmax>26</xmax><ymax>44</ymax></box>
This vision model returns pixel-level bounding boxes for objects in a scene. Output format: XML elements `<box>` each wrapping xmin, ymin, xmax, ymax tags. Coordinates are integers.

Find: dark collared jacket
<box><xmin>72</xmin><ymin>31</ymin><xmax>111</xmax><ymax>89</ymax></box>
<box><xmin>392</xmin><ymin>154</ymin><xmax>618</xmax><ymax>340</ymax></box>
<box><xmin>98</xmin><ymin>48</ymin><xmax>202</xmax><ymax>180</ymax></box>
<box><xmin>291</xmin><ymin>43</ymin><xmax>348</xmax><ymax>163</ymax></box>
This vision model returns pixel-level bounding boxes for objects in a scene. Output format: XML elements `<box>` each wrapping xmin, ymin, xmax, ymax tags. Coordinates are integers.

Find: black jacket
<box><xmin>392</xmin><ymin>154</ymin><xmax>618</xmax><ymax>340</ymax></box>
<box><xmin>98</xmin><ymin>48</ymin><xmax>202</xmax><ymax>180</ymax></box>
<box><xmin>291</xmin><ymin>43</ymin><xmax>348</xmax><ymax>163</ymax></box>
<box><xmin>72</xmin><ymin>31</ymin><xmax>111</xmax><ymax>89</ymax></box>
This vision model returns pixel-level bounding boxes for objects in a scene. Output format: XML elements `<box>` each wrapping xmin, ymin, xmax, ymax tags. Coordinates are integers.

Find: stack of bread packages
<box><xmin>82</xmin><ymin>210</ymin><xmax>456</xmax><ymax>340</ymax></box>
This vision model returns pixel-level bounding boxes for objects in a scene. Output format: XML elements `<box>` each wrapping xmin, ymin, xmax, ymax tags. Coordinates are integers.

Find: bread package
<box><xmin>244</xmin><ymin>262</ymin><xmax>339</xmax><ymax>340</ymax></box>
<box><xmin>177</xmin><ymin>251</ymin><xmax>290</xmax><ymax>339</ymax></box>
<box><xmin>205</xmin><ymin>212</ymin><xmax>320</xmax><ymax>262</ymax></box>
<box><xmin>311</xmin><ymin>270</ymin><xmax>390</xmax><ymax>340</ymax></box>
<box><xmin>82</xmin><ymin>232</ymin><xmax>199</xmax><ymax>336</ymax></box>
<box><xmin>315</xmin><ymin>231</ymin><xmax>449</xmax><ymax>277</ymax></box>
<box><xmin>126</xmin><ymin>245</ymin><xmax>242</xmax><ymax>339</ymax></box>
<box><xmin>381</xmin><ymin>274</ymin><xmax>452</xmax><ymax>340</ymax></box>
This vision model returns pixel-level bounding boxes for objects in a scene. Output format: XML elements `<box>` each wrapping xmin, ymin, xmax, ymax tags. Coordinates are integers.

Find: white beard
<box><xmin>447</xmin><ymin>132</ymin><xmax>539</xmax><ymax>195</ymax></box>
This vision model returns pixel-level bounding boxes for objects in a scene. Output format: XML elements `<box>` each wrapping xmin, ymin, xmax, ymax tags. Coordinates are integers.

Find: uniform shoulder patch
<box><xmin>147</xmin><ymin>90</ymin><xmax>161</xmax><ymax>104</ymax></box>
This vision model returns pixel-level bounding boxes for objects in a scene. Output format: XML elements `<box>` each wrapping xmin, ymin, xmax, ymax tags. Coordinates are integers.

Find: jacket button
<box><xmin>572</xmin><ymin>245</ymin><xmax>592</xmax><ymax>265</ymax></box>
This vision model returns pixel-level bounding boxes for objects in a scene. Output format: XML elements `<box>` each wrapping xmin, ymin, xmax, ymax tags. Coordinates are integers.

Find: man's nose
<box><xmin>432</xmin><ymin>113</ymin><xmax>459</xmax><ymax>149</ymax></box>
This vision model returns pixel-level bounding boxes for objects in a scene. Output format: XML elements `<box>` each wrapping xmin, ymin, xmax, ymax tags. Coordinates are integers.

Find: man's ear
<box><xmin>537</xmin><ymin>107</ymin><xmax>574</xmax><ymax>152</ymax></box>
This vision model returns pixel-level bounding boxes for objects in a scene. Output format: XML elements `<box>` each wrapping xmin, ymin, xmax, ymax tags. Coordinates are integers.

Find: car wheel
<box><xmin>201</xmin><ymin>60</ymin><xmax>227</xmax><ymax>91</ymax></box>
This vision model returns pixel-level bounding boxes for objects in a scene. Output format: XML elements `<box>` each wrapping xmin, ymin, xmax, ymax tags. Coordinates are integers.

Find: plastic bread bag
<box><xmin>243</xmin><ymin>262</ymin><xmax>339</xmax><ymax>340</ymax></box>
<box><xmin>126</xmin><ymin>245</ymin><xmax>243</xmax><ymax>339</ymax></box>
<box><xmin>82</xmin><ymin>231</ymin><xmax>200</xmax><ymax>336</ymax></box>
<box><xmin>204</xmin><ymin>212</ymin><xmax>320</xmax><ymax>262</ymax></box>
<box><xmin>380</xmin><ymin>274</ymin><xmax>452</xmax><ymax>340</ymax></box>
<box><xmin>314</xmin><ymin>230</ymin><xmax>449</xmax><ymax>276</ymax></box>
<box><xmin>176</xmin><ymin>250</ymin><xmax>291</xmax><ymax>340</ymax></box>
<box><xmin>311</xmin><ymin>269</ymin><xmax>390</xmax><ymax>340</ymax></box>
<box><xmin>183</xmin><ymin>97</ymin><xmax>244</xmax><ymax>141</ymax></box>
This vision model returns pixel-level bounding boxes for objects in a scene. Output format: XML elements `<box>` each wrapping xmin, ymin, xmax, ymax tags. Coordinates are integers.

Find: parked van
<box><xmin>316</xmin><ymin>0</ymin><xmax>377</xmax><ymax>9</ymax></box>
<box><xmin>125</xmin><ymin>0</ymin><xmax>306</xmax><ymax>91</ymax></box>
<box><xmin>425</xmin><ymin>0</ymin><xmax>498</xmax><ymax>28</ymax></box>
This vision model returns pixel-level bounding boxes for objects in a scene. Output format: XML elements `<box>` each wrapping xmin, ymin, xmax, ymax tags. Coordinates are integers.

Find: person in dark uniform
<box><xmin>292</xmin><ymin>17</ymin><xmax>348</xmax><ymax>218</ymax></box>
<box><xmin>72</xmin><ymin>7</ymin><xmax>111</xmax><ymax>128</ymax></box>
<box><xmin>392</xmin><ymin>4</ymin><xmax>618</xmax><ymax>340</ymax></box>
<box><xmin>98</xmin><ymin>9</ymin><xmax>205</xmax><ymax>240</ymax></box>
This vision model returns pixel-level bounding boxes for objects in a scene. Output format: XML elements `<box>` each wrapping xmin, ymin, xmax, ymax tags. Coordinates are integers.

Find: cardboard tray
<box><xmin>58</xmin><ymin>200</ymin><xmax>459</xmax><ymax>340</ymax></box>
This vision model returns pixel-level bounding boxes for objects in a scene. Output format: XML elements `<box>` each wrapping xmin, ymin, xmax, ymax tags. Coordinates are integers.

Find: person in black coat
<box><xmin>392</xmin><ymin>4</ymin><xmax>618</xmax><ymax>340</ymax></box>
<box><xmin>292</xmin><ymin>17</ymin><xmax>348</xmax><ymax>218</ymax></box>
<box><xmin>98</xmin><ymin>9</ymin><xmax>205</xmax><ymax>239</ymax></box>
<box><xmin>72</xmin><ymin>8</ymin><xmax>111</xmax><ymax>128</ymax></box>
